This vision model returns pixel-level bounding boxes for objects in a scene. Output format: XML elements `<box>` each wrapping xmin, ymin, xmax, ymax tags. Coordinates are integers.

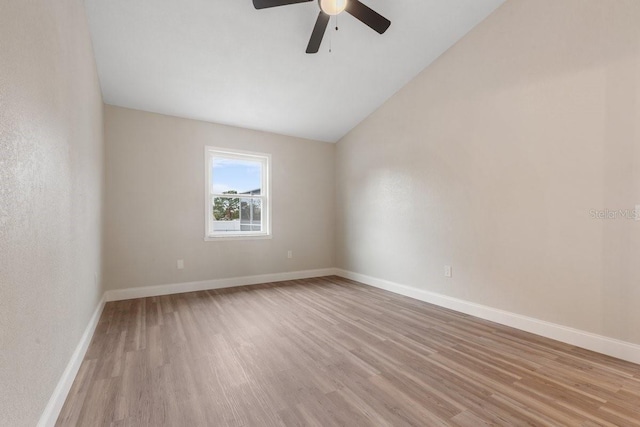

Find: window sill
<box><xmin>204</xmin><ymin>234</ymin><xmax>272</xmax><ymax>242</ymax></box>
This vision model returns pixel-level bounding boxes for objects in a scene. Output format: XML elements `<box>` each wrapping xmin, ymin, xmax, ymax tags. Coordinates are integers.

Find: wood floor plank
<box><xmin>57</xmin><ymin>276</ymin><xmax>640</xmax><ymax>426</ymax></box>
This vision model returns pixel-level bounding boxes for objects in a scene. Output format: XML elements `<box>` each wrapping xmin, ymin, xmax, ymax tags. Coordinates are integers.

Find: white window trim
<box><xmin>204</xmin><ymin>146</ymin><xmax>272</xmax><ymax>241</ymax></box>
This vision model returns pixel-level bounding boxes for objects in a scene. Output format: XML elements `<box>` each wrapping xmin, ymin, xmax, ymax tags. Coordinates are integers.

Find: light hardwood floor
<box><xmin>57</xmin><ymin>276</ymin><xmax>640</xmax><ymax>426</ymax></box>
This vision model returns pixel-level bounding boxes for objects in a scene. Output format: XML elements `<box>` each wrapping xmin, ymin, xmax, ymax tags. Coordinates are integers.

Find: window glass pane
<box><xmin>211</xmin><ymin>196</ymin><xmax>240</xmax><ymax>233</ymax></box>
<box><xmin>211</xmin><ymin>197</ymin><xmax>262</xmax><ymax>233</ymax></box>
<box><xmin>240</xmin><ymin>198</ymin><xmax>262</xmax><ymax>232</ymax></box>
<box><xmin>211</xmin><ymin>157</ymin><xmax>262</xmax><ymax>195</ymax></box>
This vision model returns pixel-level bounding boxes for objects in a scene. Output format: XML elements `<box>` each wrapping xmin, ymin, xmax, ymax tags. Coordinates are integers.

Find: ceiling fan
<box><xmin>252</xmin><ymin>0</ymin><xmax>391</xmax><ymax>54</ymax></box>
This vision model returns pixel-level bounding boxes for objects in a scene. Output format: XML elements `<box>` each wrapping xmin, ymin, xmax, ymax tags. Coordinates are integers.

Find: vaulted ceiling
<box><xmin>86</xmin><ymin>0</ymin><xmax>504</xmax><ymax>142</ymax></box>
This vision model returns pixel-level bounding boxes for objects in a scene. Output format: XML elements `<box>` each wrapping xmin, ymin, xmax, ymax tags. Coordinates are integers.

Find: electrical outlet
<box><xmin>177</xmin><ymin>259</ymin><xmax>184</xmax><ymax>269</ymax></box>
<box><xmin>444</xmin><ymin>265</ymin><xmax>452</xmax><ymax>278</ymax></box>
<box><xmin>287</xmin><ymin>250</ymin><xmax>293</xmax><ymax>259</ymax></box>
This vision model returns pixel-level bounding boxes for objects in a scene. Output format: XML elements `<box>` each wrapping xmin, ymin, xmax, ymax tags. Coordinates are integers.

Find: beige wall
<box><xmin>0</xmin><ymin>1</ymin><xmax>104</xmax><ymax>425</ymax></box>
<box><xmin>336</xmin><ymin>0</ymin><xmax>640</xmax><ymax>344</ymax></box>
<box><xmin>104</xmin><ymin>106</ymin><xmax>335</xmax><ymax>290</ymax></box>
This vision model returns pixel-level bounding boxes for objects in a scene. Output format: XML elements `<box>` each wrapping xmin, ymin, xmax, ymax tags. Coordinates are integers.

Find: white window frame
<box><xmin>204</xmin><ymin>146</ymin><xmax>271</xmax><ymax>241</ymax></box>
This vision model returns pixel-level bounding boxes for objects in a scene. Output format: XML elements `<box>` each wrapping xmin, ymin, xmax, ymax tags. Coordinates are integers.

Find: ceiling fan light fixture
<box><xmin>252</xmin><ymin>0</ymin><xmax>390</xmax><ymax>54</ymax></box>
<box><xmin>319</xmin><ymin>0</ymin><xmax>347</xmax><ymax>15</ymax></box>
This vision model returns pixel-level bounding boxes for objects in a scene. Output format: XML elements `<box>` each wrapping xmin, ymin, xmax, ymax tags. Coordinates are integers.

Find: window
<box><xmin>205</xmin><ymin>147</ymin><xmax>270</xmax><ymax>239</ymax></box>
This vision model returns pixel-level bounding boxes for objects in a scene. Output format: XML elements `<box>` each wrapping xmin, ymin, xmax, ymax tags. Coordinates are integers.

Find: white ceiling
<box><xmin>86</xmin><ymin>0</ymin><xmax>504</xmax><ymax>142</ymax></box>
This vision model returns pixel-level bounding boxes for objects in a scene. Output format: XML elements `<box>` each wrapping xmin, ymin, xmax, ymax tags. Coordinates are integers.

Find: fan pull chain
<box><xmin>329</xmin><ymin>12</ymin><xmax>339</xmax><ymax>53</ymax></box>
<box><xmin>329</xmin><ymin>15</ymin><xmax>333</xmax><ymax>52</ymax></box>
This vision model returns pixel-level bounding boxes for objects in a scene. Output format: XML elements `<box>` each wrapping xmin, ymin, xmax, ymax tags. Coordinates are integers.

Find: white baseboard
<box><xmin>105</xmin><ymin>268</ymin><xmax>338</xmax><ymax>301</ymax></box>
<box><xmin>37</xmin><ymin>295</ymin><xmax>106</xmax><ymax>427</ymax></box>
<box><xmin>335</xmin><ymin>269</ymin><xmax>640</xmax><ymax>365</ymax></box>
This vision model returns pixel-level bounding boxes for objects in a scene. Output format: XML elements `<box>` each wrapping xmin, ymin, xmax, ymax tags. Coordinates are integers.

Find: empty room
<box><xmin>2</xmin><ymin>0</ymin><xmax>640</xmax><ymax>425</ymax></box>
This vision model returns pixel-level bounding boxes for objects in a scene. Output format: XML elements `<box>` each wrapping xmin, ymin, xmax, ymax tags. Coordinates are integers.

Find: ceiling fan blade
<box><xmin>306</xmin><ymin>12</ymin><xmax>330</xmax><ymax>54</ymax></box>
<box><xmin>252</xmin><ymin>0</ymin><xmax>312</xmax><ymax>9</ymax></box>
<box><xmin>345</xmin><ymin>0</ymin><xmax>390</xmax><ymax>34</ymax></box>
